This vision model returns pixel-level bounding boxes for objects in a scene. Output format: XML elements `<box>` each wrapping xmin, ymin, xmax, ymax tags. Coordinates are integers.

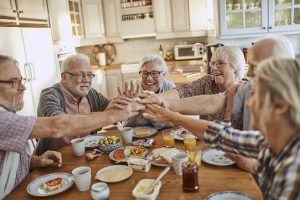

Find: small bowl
<box><xmin>91</xmin><ymin>182</ymin><xmax>110</xmax><ymax>200</ymax></box>
<box><xmin>132</xmin><ymin>179</ymin><xmax>161</xmax><ymax>200</ymax></box>
<box><xmin>98</xmin><ymin>141</ymin><xmax>121</xmax><ymax>153</ymax></box>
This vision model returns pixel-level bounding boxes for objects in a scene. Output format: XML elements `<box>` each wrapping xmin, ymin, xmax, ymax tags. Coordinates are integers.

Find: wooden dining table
<box><xmin>6</xmin><ymin>127</ymin><xmax>263</xmax><ymax>200</ymax></box>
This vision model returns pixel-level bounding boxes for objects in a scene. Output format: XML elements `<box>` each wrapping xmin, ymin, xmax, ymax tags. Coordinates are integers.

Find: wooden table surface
<box><xmin>6</xmin><ymin>128</ymin><xmax>263</xmax><ymax>200</ymax></box>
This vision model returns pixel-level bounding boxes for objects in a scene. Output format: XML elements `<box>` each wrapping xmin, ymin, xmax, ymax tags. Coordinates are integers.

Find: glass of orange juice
<box><xmin>184</xmin><ymin>138</ymin><xmax>196</xmax><ymax>151</ymax></box>
<box><xmin>162</xmin><ymin>130</ymin><xmax>174</xmax><ymax>147</ymax></box>
<box><xmin>188</xmin><ymin>150</ymin><xmax>201</xmax><ymax>166</ymax></box>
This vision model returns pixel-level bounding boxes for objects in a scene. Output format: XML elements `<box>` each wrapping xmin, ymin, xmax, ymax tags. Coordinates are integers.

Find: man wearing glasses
<box><xmin>124</xmin><ymin>53</ymin><xmax>175</xmax><ymax>128</ymax></box>
<box><xmin>35</xmin><ymin>53</ymin><xmax>111</xmax><ymax>154</ymax></box>
<box><xmin>0</xmin><ymin>55</ymin><xmax>144</xmax><ymax>198</ymax></box>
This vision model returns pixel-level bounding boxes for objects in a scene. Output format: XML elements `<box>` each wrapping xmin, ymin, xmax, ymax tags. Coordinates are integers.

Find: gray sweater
<box><xmin>35</xmin><ymin>83</ymin><xmax>109</xmax><ymax>155</ymax></box>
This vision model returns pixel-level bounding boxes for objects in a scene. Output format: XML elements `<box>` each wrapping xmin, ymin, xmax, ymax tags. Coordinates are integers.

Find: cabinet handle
<box><xmin>268</xmin><ymin>26</ymin><xmax>273</xmax><ymax>29</ymax></box>
<box><xmin>262</xmin><ymin>27</ymin><xmax>266</xmax><ymax>29</ymax></box>
<box><xmin>13</xmin><ymin>9</ymin><xmax>17</xmax><ymax>13</ymax></box>
<box><xmin>18</xmin><ymin>10</ymin><xmax>24</xmax><ymax>13</ymax></box>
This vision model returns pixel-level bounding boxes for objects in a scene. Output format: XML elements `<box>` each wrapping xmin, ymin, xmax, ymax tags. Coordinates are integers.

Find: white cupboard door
<box><xmin>92</xmin><ymin>69</ymin><xmax>107</xmax><ymax>98</ymax></box>
<box><xmin>16</xmin><ymin>0</ymin><xmax>48</xmax><ymax>20</ymax></box>
<box><xmin>0</xmin><ymin>27</ymin><xmax>36</xmax><ymax>116</ymax></box>
<box><xmin>103</xmin><ymin>0</ymin><xmax>122</xmax><ymax>38</ymax></box>
<box><xmin>171</xmin><ymin>0</ymin><xmax>189</xmax><ymax>31</ymax></box>
<box><xmin>21</xmin><ymin>28</ymin><xmax>58</xmax><ymax>115</ymax></box>
<box><xmin>0</xmin><ymin>0</ymin><xmax>16</xmax><ymax>17</ymax></box>
<box><xmin>81</xmin><ymin>0</ymin><xmax>105</xmax><ymax>38</ymax></box>
<box><xmin>106</xmin><ymin>68</ymin><xmax>123</xmax><ymax>99</ymax></box>
<box><xmin>153</xmin><ymin>0</ymin><xmax>172</xmax><ymax>33</ymax></box>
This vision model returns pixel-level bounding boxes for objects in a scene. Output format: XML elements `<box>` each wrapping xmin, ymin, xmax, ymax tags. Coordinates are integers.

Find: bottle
<box><xmin>159</xmin><ymin>44</ymin><xmax>164</xmax><ymax>57</ymax></box>
<box><xmin>182</xmin><ymin>161</ymin><xmax>199</xmax><ymax>192</ymax></box>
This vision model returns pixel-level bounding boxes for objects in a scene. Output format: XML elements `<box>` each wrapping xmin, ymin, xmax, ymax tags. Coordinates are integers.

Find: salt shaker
<box><xmin>91</xmin><ymin>182</ymin><xmax>110</xmax><ymax>200</ymax></box>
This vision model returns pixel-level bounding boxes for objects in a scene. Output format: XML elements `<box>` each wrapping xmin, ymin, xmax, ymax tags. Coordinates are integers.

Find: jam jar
<box><xmin>182</xmin><ymin>161</ymin><xmax>199</xmax><ymax>192</ymax></box>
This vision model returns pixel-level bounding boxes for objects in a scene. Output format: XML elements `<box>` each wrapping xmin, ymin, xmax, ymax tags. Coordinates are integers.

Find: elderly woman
<box><xmin>141</xmin><ymin>46</ymin><xmax>246</xmax><ymax>127</ymax></box>
<box><xmin>123</xmin><ymin>53</ymin><xmax>175</xmax><ymax>128</ymax></box>
<box><xmin>143</xmin><ymin>58</ymin><xmax>300</xmax><ymax>199</ymax></box>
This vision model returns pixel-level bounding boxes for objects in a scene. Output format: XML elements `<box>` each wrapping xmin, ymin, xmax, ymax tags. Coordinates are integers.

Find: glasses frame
<box><xmin>209</xmin><ymin>60</ymin><xmax>231</xmax><ymax>69</ymax></box>
<box><xmin>64</xmin><ymin>71</ymin><xmax>96</xmax><ymax>80</ymax></box>
<box><xmin>139</xmin><ymin>70</ymin><xmax>163</xmax><ymax>78</ymax></box>
<box><xmin>0</xmin><ymin>78</ymin><xmax>26</xmax><ymax>88</ymax></box>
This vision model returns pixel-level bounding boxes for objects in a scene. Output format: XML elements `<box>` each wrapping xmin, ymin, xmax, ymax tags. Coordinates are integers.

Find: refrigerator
<box><xmin>0</xmin><ymin>27</ymin><xmax>59</xmax><ymax>116</ymax></box>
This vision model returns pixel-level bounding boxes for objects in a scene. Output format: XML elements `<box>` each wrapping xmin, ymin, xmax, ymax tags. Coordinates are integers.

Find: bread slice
<box><xmin>135</xmin><ymin>127</ymin><xmax>151</xmax><ymax>136</ymax></box>
<box><xmin>152</xmin><ymin>148</ymin><xmax>181</xmax><ymax>164</ymax></box>
<box><xmin>43</xmin><ymin>177</ymin><xmax>62</xmax><ymax>191</ymax></box>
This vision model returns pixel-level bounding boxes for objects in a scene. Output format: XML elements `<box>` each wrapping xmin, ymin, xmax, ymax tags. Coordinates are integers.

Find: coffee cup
<box><xmin>120</xmin><ymin>127</ymin><xmax>134</xmax><ymax>144</ymax></box>
<box><xmin>72</xmin><ymin>166</ymin><xmax>92</xmax><ymax>191</ymax></box>
<box><xmin>172</xmin><ymin>152</ymin><xmax>189</xmax><ymax>176</ymax></box>
<box><xmin>71</xmin><ymin>138</ymin><xmax>85</xmax><ymax>156</ymax></box>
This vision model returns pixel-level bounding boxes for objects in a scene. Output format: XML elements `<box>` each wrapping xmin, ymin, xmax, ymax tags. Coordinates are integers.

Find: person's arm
<box><xmin>30</xmin><ymin>151</ymin><xmax>62</xmax><ymax>169</ymax></box>
<box><xmin>29</xmin><ymin>101</ymin><xmax>145</xmax><ymax>139</ymax></box>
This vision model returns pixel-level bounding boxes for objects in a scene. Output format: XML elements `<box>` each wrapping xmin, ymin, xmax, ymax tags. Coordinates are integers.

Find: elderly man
<box><xmin>140</xmin><ymin>35</ymin><xmax>295</xmax><ymax>172</ymax></box>
<box><xmin>121</xmin><ymin>54</ymin><xmax>175</xmax><ymax>128</ymax></box>
<box><xmin>0</xmin><ymin>55</ymin><xmax>144</xmax><ymax>198</ymax></box>
<box><xmin>35</xmin><ymin>53</ymin><xmax>112</xmax><ymax>154</ymax></box>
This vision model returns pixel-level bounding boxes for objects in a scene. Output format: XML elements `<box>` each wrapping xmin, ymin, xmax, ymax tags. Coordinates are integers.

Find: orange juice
<box><xmin>163</xmin><ymin>134</ymin><xmax>174</xmax><ymax>147</ymax></box>
<box><xmin>188</xmin><ymin>151</ymin><xmax>201</xmax><ymax>166</ymax></box>
<box><xmin>184</xmin><ymin>138</ymin><xmax>196</xmax><ymax>151</ymax></box>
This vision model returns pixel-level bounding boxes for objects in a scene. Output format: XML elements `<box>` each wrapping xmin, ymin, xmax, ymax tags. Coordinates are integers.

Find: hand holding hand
<box><xmin>106</xmin><ymin>96</ymin><xmax>140</xmax><ymax>110</ymax></box>
<box><xmin>142</xmin><ymin>102</ymin><xmax>173</xmax><ymax>122</ymax></box>
<box><xmin>138</xmin><ymin>91</ymin><xmax>163</xmax><ymax>105</ymax></box>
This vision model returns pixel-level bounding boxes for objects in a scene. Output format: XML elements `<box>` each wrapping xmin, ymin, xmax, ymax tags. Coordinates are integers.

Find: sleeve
<box><xmin>231</xmin><ymin>83</ymin><xmax>247</xmax><ymax>124</ymax></box>
<box><xmin>124</xmin><ymin>114</ymin><xmax>151</xmax><ymax>127</ymax></box>
<box><xmin>204</xmin><ymin>121</ymin><xmax>263</xmax><ymax>158</ymax></box>
<box><xmin>176</xmin><ymin>75</ymin><xmax>210</xmax><ymax>98</ymax></box>
<box><xmin>0</xmin><ymin>111</ymin><xmax>36</xmax><ymax>153</ymax></box>
<box><xmin>95</xmin><ymin>90</ymin><xmax>110</xmax><ymax>111</ymax></box>
<box><xmin>37</xmin><ymin>88</ymin><xmax>65</xmax><ymax>117</ymax></box>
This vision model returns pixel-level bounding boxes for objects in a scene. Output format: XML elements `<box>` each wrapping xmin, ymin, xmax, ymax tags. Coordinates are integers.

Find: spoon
<box><xmin>144</xmin><ymin>166</ymin><xmax>170</xmax><ymax>195</ymax></box>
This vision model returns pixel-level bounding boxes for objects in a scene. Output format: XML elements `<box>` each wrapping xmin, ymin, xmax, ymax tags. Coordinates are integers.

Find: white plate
<box><xmin>133</xmin><ymin>126</ymin><xmax>158</xmax><ymax>138</ymax></box>
<box><xmin>27</xmin><ymin>173</ymin><xmax>74</xmax><ymax>197</ymax></box>
<box><xmin>151</xmin><ymin>161</ymin><xmax>169</xmax><ymax>167</ymax></box>
<box><xmin>204</xmin><ymin>191</ymin><xmax>254</xmax><ymax>200</ymax></box>
<box><xmin>170</xmin><ymin>127</ymin><xmax>198</xmax><ymax>141</ymax></box>
<box><xmin>95</xmin><ymin>165</ymin><xmax>133</xmax><ymax>183</ymax></box>
<box><xmin>84</xmin><ymin>135</ymin><xmax>105</xmax><ymax>148</ymax></box>
<box><xmin>109</xmin><ymin>147</ymin><xmax>148</xmax><ymax>163</ymax></box>
<box><xmin>201</xmin><ymin>148</ymin><xmax>234</xmax><ymax>166</ymax></box>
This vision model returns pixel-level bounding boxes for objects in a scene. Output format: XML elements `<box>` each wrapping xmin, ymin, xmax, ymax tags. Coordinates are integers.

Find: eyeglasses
<box><xmin>139</xmin><ymin>71</ymin><xmax>163</xmax><ymax>78</ymax></box>
<box><xmin>0</xmin><ymin>78</ymin><xmax>26</xmax><ymax>88</ymax></box>
<box><xmin>210</xmin><ymin>61</ymin><xmax>230</xmax><ymax>69</ymax></box>
<box><xmin>64</xmin><ymin>72</ymin><xmax>95</xmax><ymax>80</ymax></box>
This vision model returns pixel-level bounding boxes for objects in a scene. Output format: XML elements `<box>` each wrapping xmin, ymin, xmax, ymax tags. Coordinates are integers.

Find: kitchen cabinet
<box><xmin>92</xmin><ymin>69</ymin><xmax>108</xmax><ymax>98</ymax></box>
<box><xmin>105</xmin><ymin>68</ymin><xmax>123</xmax><ymax>99</ymax></box>
<box><xmin>219</xmin><ymin>0</ymin><xmax>300</xmax><ymax>36</ymax></box>
<box><xmin>0</xmin><ymin>27</ymin><xmax>59</xmax><ymax>116</ymax></box>
<box><xmin>103</xmin><ymin>0</ymin><xmax>123</xmax><ymax>42</ymax></box>
<box><xmin>0</xmin><ymin>0</ymin><xmax>48</xmax><ymax>26</ymax></box>
<box><xmin>81</xmin><ymin>0</ymin><xmax>105</xmax><ymax>38</ymax></box>
<box><xmin>154</xmin><ymin>0</ymin><xmax>208</xmax><ymax>39</ymax></box>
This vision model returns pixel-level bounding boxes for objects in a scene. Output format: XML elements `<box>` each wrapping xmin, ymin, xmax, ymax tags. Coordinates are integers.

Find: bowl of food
<box><xmin>98</xmin><ymin>136</ymin><xmax>121</xmax><ymax>153</ymax></box>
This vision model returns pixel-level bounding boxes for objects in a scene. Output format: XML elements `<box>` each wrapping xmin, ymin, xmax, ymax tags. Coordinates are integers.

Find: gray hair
<box><xmin>212</xmin><ymin>46</ymin><xmax>246</xmax><ymax>81</ymax></box>
<box><xmin>139</xmin><ymin>54</ymin><xmax>168</xmax><ymax>73</ymax></box>
<box><xmin>0</xmin><ymin>55</ymin><xmax>18</xmax><ymax>66</ymax></box>
<box><xmin>62</xmin><ymin>53</ymin><xmax>90</xmax><ymax>72</ymax></box>
<box><xmin>256</xmin><ymin>58</ymin><xmax>300</xmax><ymax>129</ymax></box>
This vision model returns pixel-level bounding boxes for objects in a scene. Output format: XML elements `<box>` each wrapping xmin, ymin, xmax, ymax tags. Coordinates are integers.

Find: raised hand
<box><xmin>138</xmin><ymin>90</ymin><xmax>164</xmax><ymax>106</ymax></box>
<box><xmin>113</xmin><ymin>101</ymin><xmax>146</xmax><ymax>122</ymax></box>
<box><xmin>106</xmin><ymin>96</ymin><xmax>139</xmax><ymax>110</ymax></box>
<box><xmin>118</xmin><ymin>80</ymin><xmax>141</xmax><ymax>98</ymax></box>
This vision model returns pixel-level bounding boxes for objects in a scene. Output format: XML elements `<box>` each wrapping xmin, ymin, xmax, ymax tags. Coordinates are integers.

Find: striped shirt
<box><xmin>204</xmin><ymin>121</ymin><xmax>300</xmax><ymax>200</ymax></box>
<box><xmin>0</xmin><ymin>108</ymin><xmax>36</xmax><ymax>188</ymax></box>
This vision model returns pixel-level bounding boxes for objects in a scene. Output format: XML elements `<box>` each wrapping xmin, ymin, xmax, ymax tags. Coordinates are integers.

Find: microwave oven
<box><xmin>174</xmin><ymin>43</ymin><xmax>204</xmax><ymax>60</ymax></box>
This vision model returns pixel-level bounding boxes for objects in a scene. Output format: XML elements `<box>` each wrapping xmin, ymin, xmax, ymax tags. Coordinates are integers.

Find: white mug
<box><xmin>72</xmin><ymin>166</ymin><xmax>92</xmax><ymax>191</ymax></box>
<box><xmin>172</xmin><ymin>152</ymin><xmax>189</xmax><ymax>176</ymax></box>
<box><xmin>120</xmin><ymin>127</ymin><xmax>134</xmax><ymax>144</ymax></box>
<box><xmin>71</xmin><ymin>138</ymin><xmax>85</xmax><ymax>156</ymax></box>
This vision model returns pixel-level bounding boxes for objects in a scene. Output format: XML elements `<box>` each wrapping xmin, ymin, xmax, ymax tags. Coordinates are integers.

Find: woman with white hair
<box><xmin>124</xmin><ymin>53</ymin><xmax>175</xmax><ymax>128</ymax></box>
<box><xmin>143</xmin><ymin>58</ymin><xmax>300</xmax><ymax>199</ymax></box>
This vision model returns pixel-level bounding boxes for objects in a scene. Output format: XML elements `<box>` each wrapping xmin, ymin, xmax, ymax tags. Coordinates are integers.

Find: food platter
<box><xmin>109</xmin><ymin>146</ymin><xmax>148</xmax><ymax>163</ymax></box>
<box><xmin>133</xmin><ymin>126</ymin><xmax>158</xmax><ymax>138</ymax></box>
<box><xmin>170</xmin><ymin>127</ymin><xmax>198</xmax><ymax>141</ymax></box>
<box><xmin>27</xmin><ymin>173</ymin><xmax>74</xmax><ymax>197</ymax></box>
<box><xmin>84</xmin><ymin>134</ymin><xmax>105</xmax><ymax>148</ymax></box>
<box><xmin>204</xmin><ymin>191</ymin><xmax>254</xmax><ymax>200</ymax></box>
<box><xmin>201</xmin><ymin>148</ymin><xmax>234</xmax><ymax>166</ymax></box>
<box><xmin>95</xmin><ymin>165</ymin><xmax>133</xmax><ymax>183</ymax></box>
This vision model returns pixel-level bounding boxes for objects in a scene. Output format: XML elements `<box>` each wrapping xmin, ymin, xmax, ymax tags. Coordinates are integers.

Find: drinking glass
<box><xmin>184</xmin><ymin>138</ymin><xmax>196</xmax><ymax>151</ymax></box>
<box><xmin>162</xmin><ymin>129</ymin><xmax>174</xmax><ymax>147</ymax></box>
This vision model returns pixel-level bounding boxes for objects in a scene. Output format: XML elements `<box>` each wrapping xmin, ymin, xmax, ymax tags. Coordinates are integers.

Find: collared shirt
<box><xmin>0</xmin><ymin>108</ymin><xmax>36</xmax><ymax>188</ymax></box>
<box><xmin>59</xmin><ymin>83</ymin><xmax>91</xmax><ymax>115</ymax></box>
<box><xmin>204</xmin><ymin>121</ymin><xmax>300</xmax><ymax>200</ymax></box>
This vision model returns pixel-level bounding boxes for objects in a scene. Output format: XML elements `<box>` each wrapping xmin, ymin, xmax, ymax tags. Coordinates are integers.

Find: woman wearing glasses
<box><xmin>124</xmin><ymin>53</ymin><xmax>175</xmax><ymax>128</ymax></box>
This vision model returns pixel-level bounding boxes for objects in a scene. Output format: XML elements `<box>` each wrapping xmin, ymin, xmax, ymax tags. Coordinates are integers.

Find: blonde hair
<box><xmin>212</xmin><ymin>46</ymin><xmax>246</xmax><ymax>81</ymax></box>
<box><xmin>255</xmin><ymin>58</ymin><xmax>300</xmax><ymax>129</ymax></box>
